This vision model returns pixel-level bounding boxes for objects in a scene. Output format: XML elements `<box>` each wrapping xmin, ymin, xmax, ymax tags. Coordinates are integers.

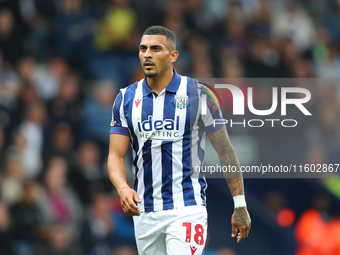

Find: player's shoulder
<box><xmin>185</xmin><ymin>77</ymin><xmax>211</xmax><ymax>92</ymax></box>
<box><xmin>182</xmin><ymin>76</ymin><xmax>203</xmax><ymax>93</ymax></box>
<box><xmin>185</xmin><ymin>78</ymin><xmax>215</xmax><ymax>97</ymax></box>
<box><xmin>195</xmin><ymin>81</ymin><xmax>222</xmax><ymax>108</ymax></box>
<box><xmin>196</xmin><ymin>81</ymin><xmax>213</xmax><ymax>93</ymax></box>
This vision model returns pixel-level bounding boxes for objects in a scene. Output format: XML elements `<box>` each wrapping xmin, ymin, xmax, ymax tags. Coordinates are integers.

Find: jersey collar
<box><xmin>142</xmin><ymin>69</ymin><xmax>181</xmax><ymax>96</ymax></box>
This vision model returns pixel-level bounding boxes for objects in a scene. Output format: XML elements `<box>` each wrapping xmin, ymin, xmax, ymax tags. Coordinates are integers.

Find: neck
<box><xmin>146</xmin><ymin>67</ymin><xmax>173</xmax><ymax>95</ymax></box>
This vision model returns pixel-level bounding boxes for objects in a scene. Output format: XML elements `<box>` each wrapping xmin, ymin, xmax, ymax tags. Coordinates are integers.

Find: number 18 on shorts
<box><xmin>133</xmin><ymin>205</ymin><xmax>208</xmax><ymax>255</ymax></box>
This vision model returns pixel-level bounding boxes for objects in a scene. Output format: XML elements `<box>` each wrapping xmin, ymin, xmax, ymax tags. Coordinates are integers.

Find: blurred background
<box><xmin>0</xmin><ymin>0</ymin><xmax>340</xmax><ymax>254</ymax></box>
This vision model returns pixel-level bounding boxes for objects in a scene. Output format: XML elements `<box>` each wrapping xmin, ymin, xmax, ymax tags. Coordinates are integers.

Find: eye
<box><xmin>140</xmin><ymin>46</ymin><xmax>146</xmax><ymax>51</ymax></box>
<box><xmin>154</xmin><ymin>47</ymin><xmax>160</xmax><ymax>51</ymax></box>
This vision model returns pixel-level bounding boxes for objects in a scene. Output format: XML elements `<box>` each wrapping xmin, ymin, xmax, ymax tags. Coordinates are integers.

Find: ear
<box><xmin>170</xmin><ymin>50</ymin><xmax>179</xmax><ymax>64</ymax></box>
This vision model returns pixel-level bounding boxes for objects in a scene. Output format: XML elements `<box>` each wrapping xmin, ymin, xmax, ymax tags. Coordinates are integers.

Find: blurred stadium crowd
<box><xmin>0</xmin><ymin>0</ymin><xmax>340</xmax><ymax>255</ymax></box>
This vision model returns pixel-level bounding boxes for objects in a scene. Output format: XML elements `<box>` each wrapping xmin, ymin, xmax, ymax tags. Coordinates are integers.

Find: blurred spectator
<box><xmin>215</xmin><ymin>5</ymin><xmax>249</xmax><ymax>62</ymax></box>
<box><xmin>0</xmin><ymin>154</ymin><xmax>24</xmax><ymax>206</ymax></box>
<box><xmin>0</xmin><ymin>126</ymin><xmax>5</xmax><ymax>170</ymax></box>
<box><xmin>272</xmin><ymin>3</ymin><xmax>314</xmax><ymax>51</ymax></box>
<box><xmin>47</xmin><ymin>58</ymin><xmax>69</xmax><ymax>84</ymax></box>
<box><xmin>15</xmin><ymin>57</ymin><xmax>40</xmax><ymax>119</ymax></box>
<box><xmin>18</xmin><ymin>100</ymin><xmax>47</xmax><ymax>178</ymax></box>
<box><xmin>308</xmin><ymin>102</ymin><xmax>340</xmax><ymax>150</ymax></box>
<box><xmin>324</xmin><ymin>0</ymin><xmax>340</xmax><ymax>42</ymax></box>
<box><xmin>311</xmin><ymin>27</ymin><xmax>329</xmax><ymax>64</ymax></box>
<box><xmin>324</xmin><ymin>178</ymin><xmax>340</xmax><ymax>201</ymax></box>
<box><xmin>17</xmin><ymin>56</ymin><xmax>65</xmax><ymax>102</ymax></box>
<box><xmin>0</xmin><ymin>201</ymin><xmax>15</xmax><ymax>255</ymax></box>
<box><xmin>17</xmin><ymin>56</ymin><xmax>36</xmax><ymax>84</ymax></box>
<box><xmin>304</xmin><ymin>146</ymin><xmax>328</xmax><ymax>165</ymax></box>
<box><xmin>132</xmin><ymin>0</ymin><xmax>162</xmax><ymax>29</ymax></box>
<box><xmin>69</xmin><ymin>141</ymin><xmax>112</xmax><ymax>205</ymax></box>
<box><xmin>110</xmin><ymin>193</ymin><xmax>135</xmax><ymax>247</ymax></box>
<box><xmin>19</xmin><ymin>0</ymin><xmax>57</xmax><ymax>61</ymax></box>
<box><xmin>80</xmin><ymin>192</ymin><xmax>115</xmax><ymax>255</ymax></box>
<box><xmin>315</xmin><ymin>43</ymin><xmax>340</xmax><ymax>79</ymax></box>
<box><xmin>183</xmin><ymin>0</ymin><xmax>216</xmax><ymax>33</ymax></box>
<box><xmin>217</xmin><ymin>247</ymin><xmax>237</xmax><ymax>255</ymax></box>
<box><xmin>302</xmin><ymin>0</ymin><xmax>331</xmax><ymax>25</ymax></box>
<box><xmin>80</xmin><ymin>192</ymin><xmax>136</xmax><ymax>255</ymax></box>
<box><xmin>290</xmin><ymin>58</ymin><xmax>312</xmax><ymax>78</ymax></box>
<box><xmin>36</xmin><ymin>156</ymin><xmax>83</xmax><ymax>236</ymax></box>
<box><xmin>204</xmin><ymin>0</ymin><xmax>230</xmax><ymax>24</ymax></box>
<box><xmin>243</xmin><ymin>37</ymin><xmax>284</xmax><ymax>77</ymax></box>
<box><xmin>90</xmin><ymin>0</ymin><xmax>140</xmax><ymax>85</ymax></box>
<box><xmin>94</xmin><ymin>0</ymin><xmax>137</xmax><ymax>52</ymax></box>
<box><xmin>185</xmin><ymin>33</ymin><xmax>213</xmax><ymax>77</ymax></box>
<box><xmin>224</xmin><ymin>17</ymin><xmax>248</xmax><ymax>56</ymax></box>
<box><xmin>162</xmin><ymin>0</ymin><xmax>189</xmax><ymax>73</ymax></box>
<box><xmin>16</xmin><ymin>86</ymin><xmax>39</xmax><ymax>121</ymax></box>
<box><xmin>0</xmin><ymin>0</ymin><xmax>27</xmax><ymax>31</ymax></box>
<box><xmin>192</xmin><ymin>53</ymin><xmax>213</xmax><ymax>78</ymax></box>
<box><xmin>249</xmin><ymin>0</ymin><xmax>272</xmax><ymax>39</ymax></box>
<box><xmin>31</xmin><ymin>59</ymin><xmax>63</xmax><ymax>102</ymax></box>
<box><xmin>222</xmin><ymin>58</ymin><xmax>245</xmax><ymax>78</ymax></box>
<box><xmin>162</xmin><ymin>0</ymin><xmax>185</xmax><ymax>35</ymax></box>
<box><xmin>264</xmin><ymin>190</ymin><xmax>289</xmax><ymax>215</ymax></box>
<box><xmin>0</xmin><ymin>50</ymin><xmax>20</xmax><ymax>111</ymax></box>
<box><xmin>263</xmin><ymin>190</ymin><xmax>297</xmax><ymax>254</ymax></box>
<box><xmin>56</xmin><ymin>0</ymin><xmax>93</xmax><ymax>69</ymax></box>
<box><xmin>295</xmin><ymin>192</ymin><xmax>340</xmax><ymax>255</ymax></box>
<box><xmin>280</xmin><ymin>39</ymin><xmax>300</xmax><ymax>71</ymax></box>
<box><xmin>0</xmin><ymin>8</ymin><xmax>26</xmax><ymax>65</ymax></box>
<box><xmin>45</xmin><ymin>122</ymin><xmax>76</xmax><ymax>164</ymax></box>
<box><xmin>112</xmin><ymin>247</ymin><xmax>137</xmax><ymax>255</ymax></box>
<box><xmin>82</xmin><ymin>81</ymin><xmax>116</xmax><ymax>148</ymax></box>
<box><xmin>48</xmin><ymin>73</ymin><xmax>82</xmax><ymax>127</ymax></box>
<box><xmin>6</xmin><ymin>131</ymin><xmax>40</xmax><ymax>180</ymax></box>
<box><xmin>10</xmin><ymin>181</ymin><xmax>42</xmax><ymax>255</ymax></box>
<box><xmin>35</xmin><ymin>225</ymin><xmax>83</xmax><ymax>255</ymax></box>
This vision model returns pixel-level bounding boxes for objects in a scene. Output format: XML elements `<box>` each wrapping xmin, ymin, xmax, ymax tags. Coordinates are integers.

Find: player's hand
<box><xmin>231</xmin><ymin>207</ymin><xmax>251</xmax><ymax>243</ymax></box>
<box><xmin>118</xmin><ymin>186</ymin><xmax>141</xmax><ymax>216</ymax></box>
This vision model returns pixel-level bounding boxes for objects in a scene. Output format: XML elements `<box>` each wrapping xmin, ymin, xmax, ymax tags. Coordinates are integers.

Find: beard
<box><xmin>144</xmin><ymin>71</ymin><xmax>157</xmax><ymax>78</ymax></box>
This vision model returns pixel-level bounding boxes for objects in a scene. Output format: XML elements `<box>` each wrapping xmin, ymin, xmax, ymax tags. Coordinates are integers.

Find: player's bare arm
<box><xmin>207</xmin><ymin>126</ymin><xmax>251</xmax><ymax>243</ymax></box>
<box><xmin>107</xmin><ymin>134</ymin><xmax>141</xmax><ymax>216</ymax></box>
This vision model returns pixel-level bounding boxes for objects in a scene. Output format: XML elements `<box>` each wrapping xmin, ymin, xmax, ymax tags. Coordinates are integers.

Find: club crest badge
<box><xmin>110</xmin><ymin>120</ymin><xmax>117</xmax><ymax>126</ymax></box>
<box><xmin>175</xmin><ymin>95</ymin><xmax>188</xmax><ymax>109</ymax></box>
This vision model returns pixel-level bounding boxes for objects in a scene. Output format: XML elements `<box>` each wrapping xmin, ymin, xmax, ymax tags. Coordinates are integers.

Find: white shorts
<box><xmin>133</xmin><ymin>205</ymin><xmax>208</xmax><ymax>255</ymax></box>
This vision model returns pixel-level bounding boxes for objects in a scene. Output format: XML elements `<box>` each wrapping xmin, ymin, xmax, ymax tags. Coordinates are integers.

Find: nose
<box><xmin>144</xmin><ymin>47</ymin><xmax>152</xmax><ymax>59</ymax></box>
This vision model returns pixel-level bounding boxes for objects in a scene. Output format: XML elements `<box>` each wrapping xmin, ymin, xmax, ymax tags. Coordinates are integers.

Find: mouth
<box><xmin>143</xmin><ymin>62</ymin><xmax>154</xmax><ymax>69</ymax></box>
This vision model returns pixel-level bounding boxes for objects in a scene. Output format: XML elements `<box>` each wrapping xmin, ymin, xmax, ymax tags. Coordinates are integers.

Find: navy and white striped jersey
<box><xmin>110</xmin><ymin>70</ymin><xmax>224</xmax><ymax>212</ymax></box>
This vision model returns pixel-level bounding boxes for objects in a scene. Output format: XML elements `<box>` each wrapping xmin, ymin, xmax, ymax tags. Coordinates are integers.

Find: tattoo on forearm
<box><xmin>235</xmin><ymin>207</ymin><xmax>250</xmax><ymax>226</ymax></box>
<box><xmin>208</xmin><ymin>127</ymin><xmax>244</xmax><ymax>196</ymax></box>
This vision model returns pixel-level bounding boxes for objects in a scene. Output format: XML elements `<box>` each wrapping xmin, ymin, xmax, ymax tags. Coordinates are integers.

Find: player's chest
<box><xmin>130</xmin><ymin>94</ymin><xmax>189</xmax><ymax>141</ymax></box>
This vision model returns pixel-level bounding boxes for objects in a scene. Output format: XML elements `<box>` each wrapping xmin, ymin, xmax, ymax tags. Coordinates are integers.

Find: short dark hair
<box><xmin>143</xmin><ymin>26</ymin><xmax>176</xmax><ymax>49</ymax></box>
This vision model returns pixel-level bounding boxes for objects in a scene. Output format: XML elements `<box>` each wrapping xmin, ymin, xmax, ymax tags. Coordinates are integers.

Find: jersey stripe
<box><xmin>131</xmin><ymin>81</ymin><xmax>143</xmax><ymax>206</ymax></box>
<box><xmin>172</xmin><ymin>76</ymin><xmax>187</xmax><ymax>208</ymax></box>
<box><xmin>196</xmin><ymin>87</ymin><xmax>208</xmax><ymax>204</ymax></box>
<box><xmin>182</xmin><ymin>77</ymin><xmax>196</xmax><ymax>206</ymax></box>
<box><xmin>161</xmin><ymin>91</ymin><xmax>175</xmax><ymax>210</ymax></box>
<box><xmin>151</xmin><ymin>94</ymin><xmax>165</xmax><ymax>211</ymax></box>
<box><xmin>113</xmin><ymin>91</ymin><xmax>123</xmax><ymax>125</ymax></box>
<box><xmin>197</xmin><ymin>129</ymin><xmax>207</xmax><ymax>204</ymax></box>
<box><xmin>142</xmin><ymin>90</ymin><xmax>154</xmax><ymax>211</ymax></box>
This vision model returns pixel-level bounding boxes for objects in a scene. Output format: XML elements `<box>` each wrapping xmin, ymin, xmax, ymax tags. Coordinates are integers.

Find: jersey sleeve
<box><xmin>198</xmin><ymin>83</ymin><xmax>225</xmax><ymax>134</ymax></box>
<box><xmin>110</xmin><ymin>91</ymin><xmax>129</xmax><ymax>136</ymax></box>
